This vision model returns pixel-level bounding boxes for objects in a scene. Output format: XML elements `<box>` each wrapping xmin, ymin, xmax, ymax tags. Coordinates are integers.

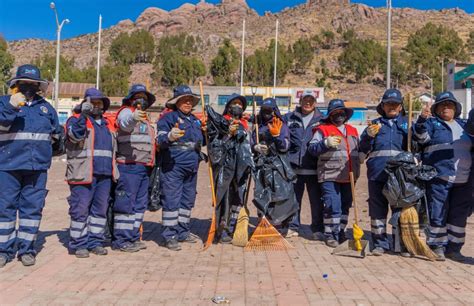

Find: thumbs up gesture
<box><xmin>420</xmin><ymin>103</ymin><xmax>432</xmax><ymax>119</ymax></box>
<box><xmin>168</xmin><ymin>122</ymin><xmax>185</xmax><ymax>142</ymax></box>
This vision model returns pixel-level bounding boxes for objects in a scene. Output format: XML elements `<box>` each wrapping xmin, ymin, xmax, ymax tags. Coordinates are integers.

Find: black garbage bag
<box><xmin>252</xmin><ymin>145</ymin><xmax>299</xmax><ymax>226</ymax></box>
<box><xmin>148</xmin><ymin>153</ymin><xmax>162</xmax><ymax>212</ymax></box>
<box><xmin>206</xmin><ymin>105</ymin><xmax>254</xmax><ymax>234</ymax></box>
<box><xmin>383</xmin><ymin>152</ymin><xmax>437</xmax><ymax>209</ymax></box>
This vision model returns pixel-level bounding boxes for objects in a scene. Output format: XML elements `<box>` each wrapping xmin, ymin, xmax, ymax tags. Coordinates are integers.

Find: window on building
<box><xmin>275</xmin><ymin>96</ymin><xmax>290</xmax><ymax>107</ymax></box>
<box><xmin>217</xmin><ymin>95</ymin><xmax>230</xmax><ymax>105</ymax></box>
<box><xmin>203</xmin><ymin>94</ymin><xmax>210</xmax><ymax>105</ymax></box>
<box><xmin>72</xmin><ymin>96</ymin><xmax>80</xmax><ymax>101</ymax></box>
<box><xmin>245</xmin><ymin>95</ymin><xmax>264</xmax><ymax>106</ymax></box>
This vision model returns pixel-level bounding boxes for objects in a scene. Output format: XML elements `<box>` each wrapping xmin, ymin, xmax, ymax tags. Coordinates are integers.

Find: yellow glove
<box><xmin>367</xmin><ymin>123</ymin><xmax>381</xmax><ymax>138</ymax></box>
<box><xmin>168</xmin><ymin>123</ymin><xmax>185</xmax><ymax>141</ymax></box>
<box><xmin>9</xmin><ymin>93</ymin><xmax>26</xmax><ymax>108</ymax></box>
<box><xmin>325</xmin><ymin>136</ymin><xmax>341</xmax><ymax>148</ymax></box>
<box><xmin>229</xmin><ymin>120</ymin><xmax>240</xmax><ymax>136</ymax></box>
<box><xmin>352</xmin><ymin>223</ymin><xmax>364</xmax><ymax>251</ymax></box>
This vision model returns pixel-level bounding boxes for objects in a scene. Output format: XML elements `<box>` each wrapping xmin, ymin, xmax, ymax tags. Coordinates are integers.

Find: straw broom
<box><xmin>244</xmin><ymin>91</ymin><xmax>293</xmax><ymax>252</ymax></box>
<box><xmin>400</xmin><ymin>93</ymin><xmax>437</xmax><ymax>260</ymax></box>
<box><xmin>232</xmin><ymin>176</ymin><xmax>251</xmax><ymax>247</ymax></box>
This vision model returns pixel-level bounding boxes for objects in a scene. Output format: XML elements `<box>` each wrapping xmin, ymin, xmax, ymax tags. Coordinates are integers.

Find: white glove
<box><xmin>324</xmin><ymin>136</ymin><xmax>341</xmax><ymax>149</ymax></box>
<box><xmin>81</xmin><ymin>99</ymin><xmax>93</xmax><ymax>114</ymax></box>
<box><xmin>367</xmin><ymin>123</ymin><xmax>381</xmax><ymax>138</ymax></box>
<box><xmin>133</xmin><ymin>110</ymin><xmax>147</xmax><ymax>122</ymax></box>
<box><xmin>254</xmin><ymin>143</ymin><xmax>269</xmax><ymax>155</ymax></box>
<box><xmin>168</xmin><ymin>124</ymin><xmax>185</xmax><ymax>142</ymax></box>
<box><xmin>9</xmin><ymin>93</ymin><xmax>26</xmax><ymax>108</ymax></box>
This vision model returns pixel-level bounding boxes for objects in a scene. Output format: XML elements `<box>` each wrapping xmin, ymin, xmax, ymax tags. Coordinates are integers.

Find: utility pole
<box><xmin>386</xmin><ymin>0</ymin><xmax>392</xmax><ymax>89</ymax></box>
<box><xmin>96</xmin><ymin>14</ymin><xmax>102</xmax><ymax>90</ymax></box>
<box><xmin>240</xmin><ymin>19</ymin><xmax>245</xmax><ymax>95</ymax></box>
<box><xmin>273</xmin><ymin>19</ymin><xmax>279</xmax><ymax>98</ymax></box>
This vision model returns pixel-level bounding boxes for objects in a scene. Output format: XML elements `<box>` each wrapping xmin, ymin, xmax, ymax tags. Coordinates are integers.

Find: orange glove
<box><xmin>268</xmin><ymin>117</ymin><xmax>283</xmax><ymax>137</ymax></box>
<box><xmin>229</xmin><ymin>119</ymin><xmax>240</xmax><ymax>136</ymax></box>
<box><xmin>200</xmin><ymin>117</ymin><xmax>207</xmax><ymax>132</ymax></box>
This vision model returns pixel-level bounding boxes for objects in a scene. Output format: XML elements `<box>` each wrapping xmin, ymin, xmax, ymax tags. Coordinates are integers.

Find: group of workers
<box><xmin>0</xmin><ymin>64</ymin><xmax>472</xmax><ymax>268</ymax></box>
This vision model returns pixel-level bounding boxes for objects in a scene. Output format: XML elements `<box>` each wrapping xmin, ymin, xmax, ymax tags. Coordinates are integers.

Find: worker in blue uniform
<box><xmin>0</xmin><ymin>65</ymin><xmax>62</xmax><ymax>267</ymax></box>
<box><xmin>157</xmin><ymin>85</ymin><xmax>206</xmax><ymax>251</ymax></box>
<box><xmin>112</xmin><ymin>84</ymin><xmax>156</xmax><ymax>252</ymax></box>
<box><xmin>413</xmin><ymin>91</ymin><xmax>473</xmax><ymax>261</ymax></box>
<box><xmin>359</xmin><ymin>89</ymin><xmax>409</xmax><ymax>256</ymax></box>
<box><xmin>283</xmin><ymin>90</ymin><xmax>324</xmax><ymax>240</ymax></box>
<box><xmin>65</xmin><ymin>88</ymin><xmax>119</xmax><ymax>258</ymax></box>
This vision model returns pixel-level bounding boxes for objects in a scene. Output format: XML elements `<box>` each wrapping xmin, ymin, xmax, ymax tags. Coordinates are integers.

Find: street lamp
<box><xmin>417</xmin><ymin>72</ymin><xmax>433</xmax><ymax>103</ymax></box>
<box><xmin>386</xmin><ymin>0</ymin><xmax>392</xmax><ymax>89</ymax></box>
<box><xmin>50</xmin><ymin>2</ymin><xmax>70</xmax><ymax>110</ymax></box>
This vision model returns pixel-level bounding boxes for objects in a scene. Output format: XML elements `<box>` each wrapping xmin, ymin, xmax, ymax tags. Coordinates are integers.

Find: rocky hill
<box><xmin>6</xmin><ymin>0</ymin><xmax>474</xmax><ymax>102</ymax></box>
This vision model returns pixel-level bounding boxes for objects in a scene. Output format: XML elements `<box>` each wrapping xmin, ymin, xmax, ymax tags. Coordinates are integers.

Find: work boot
<box><xmin>433</xmin><ymin>246</ymin><xmax>446</xmax><ymax>261</ymax></box>
<box><xmin>371</xmin><ymin>247</ymin><xmax>385</xmax><ymax>256</ymax></box>
<box><xmin>116</xmin><ymin>242</ymin><xmax>140</xmax><ymax>253</ymax></box>
<box><xmin>325</xmin><ymin>239</ymin><xmax>339</xmax><ymax>248</ymax></box>
<box><xmin>0</xmin><ymin>254</ymin><xmax>8</xmax><ymax>268</ymax></box>
<box><xmin>133</xmin><ymin>241</ymin><xmax>147</xmax><ymax>250</ymax></box>
<box><xmin>20</xmin><ymin>254</ymin><xmax>36</xmax><ymax>266</ymax></box>
<box><xmin>338</xmin><ymin>230</ymin><xmax>347</xmax><ymax>244</ymax></box>
<box><xmin>166</xmin><ymin>239</ymin><xmax>181</xmax><ymax>251</ymax></box>
<box><xmin>219</xmin><ymin>232</ymin><xmax>232</xmax><ymax>244</ymax></box>
<box><xmin>445</xmin><ymin>251</ymin><xmax>468</xmax><ymax>263</ymax></box>
<box><xmin>311</xmin><ymin>232</ymin><xmax>325</xmax><ymax>242</ymax></box>
<box><xmin>75</xmin><ymin>249</ymin><xmax>90</xmax><ymax>258</ymax></box>
<box><xmin>400</xmin><ymin>252</ymin><xmax>413</xmax><ymax>258</ymax></box>
<box><xmin>286</xmin><ymin>229</ymin><xmax>299</xmax><ymax>238</ymax></box>
<box><xmin>90</xmin><ymin>246</ymin><xmax>108</xmax><ymax>256</ymax></box>
<box><xmin>180</xmin><ymin>233</ymin><xmax>199</xmax><ymax>244</ymax></box>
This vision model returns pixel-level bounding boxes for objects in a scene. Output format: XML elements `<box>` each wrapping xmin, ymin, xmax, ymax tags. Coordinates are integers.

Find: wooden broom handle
<box><xmin>407</xmin><ymin>93</ymin><xmax>413</xmax><ymax>153</ymax></box>
<box><xmin>199</xmin><ymin>81</ymin><xmax>217</xmax><ymax>208</ymax></box>
<box><xmin>253</xmin><ymin>98</ymin><xmax>259</xmax><ymax>144</ymax></box>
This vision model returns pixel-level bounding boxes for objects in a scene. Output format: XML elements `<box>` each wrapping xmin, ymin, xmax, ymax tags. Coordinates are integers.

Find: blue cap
<box><xmin>7</xmin><ymin>64</ymin><xmax>49</xmax><ymax>92</ymax></box>
<box><xmin>431</xmin><ymin>91</ymin><xmax>462</xmax><ymax>118</ymax></box>
<box><xmin>83</xmin><ymin>88</ymin><xmax>110</xmax><ymax>111</ymax></box>
<box><xmin>123</xmin><ymin>84</ymin><xmax>156</xmax><ymax>109</ymax></box>
<box><xmin>377</xmin><ymin>88</ymin><xmax>403</xmax><ymax>115</ymax></box>
<box><xmin>165</xmin><ymin>85</ymin><xmax>200</xmax><ymax>110</ymax></box>
<box><xmin>321</xmin><ymin>99</ymin><xmax>353</xmax><ymax>122</ymax></box>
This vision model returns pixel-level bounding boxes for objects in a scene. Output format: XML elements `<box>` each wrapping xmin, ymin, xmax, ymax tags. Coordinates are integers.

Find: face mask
<box><xmin>18</xmin><ymin>83</ymin><xmax>39</xmax><ymax>100</ymax></box>
<box><xmin>261</xmin><ymin>112</ymin><xmax>274</xmax><ymax>123</ymax></box>
<box><xmin>133</xmin><ymin>98</ymin><xmax>148</xmax><ymax>110</ymax></box>
<box><xmin>331</xmin><ymin>114</ymin><xmax>346</xmax><ymax>125</ymax></box>
<box><xmin>91</xmin><ymin>107</ymin><xmax>103</xmax><ymax>117</ymax></box>
<box><xmin>229</xmin><ymin>105</ymin><xmax>243</xmax><ymax>118</ymax></box>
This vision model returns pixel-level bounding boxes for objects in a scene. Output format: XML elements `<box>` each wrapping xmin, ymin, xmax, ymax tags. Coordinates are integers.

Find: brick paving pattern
<box><xmin>0</xmin><ymin>160</ymin><xmax>472</xmax><ymax>305</ymax></box>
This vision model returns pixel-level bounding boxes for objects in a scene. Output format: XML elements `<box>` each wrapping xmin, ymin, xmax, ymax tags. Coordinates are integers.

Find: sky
<box><xmin>0</xmin><ymin>0</ymin><xmax>473</xmax><ymax>41</ymax></box>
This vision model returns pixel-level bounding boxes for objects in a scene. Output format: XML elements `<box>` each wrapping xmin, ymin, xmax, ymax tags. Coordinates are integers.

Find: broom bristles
<box><xmin>400</xmin><ymin>206</ymin><xmax>437</xmax><ymax>261</ymax></box>
<box><xmin>245</xmin><ymin>217</ymin><xmax>293</xmax><ymax>251</ymax></box>
<box><xmin>232</xmin><ymin>206</ymin><xmax>250</xmax><ymax>247</ymax></box>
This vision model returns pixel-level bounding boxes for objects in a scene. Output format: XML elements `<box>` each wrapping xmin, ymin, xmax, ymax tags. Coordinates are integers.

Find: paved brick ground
<box><xmin>0</xmin><ymin>160</ymin><xmax>472</xmax><ymax>305</ymax></box>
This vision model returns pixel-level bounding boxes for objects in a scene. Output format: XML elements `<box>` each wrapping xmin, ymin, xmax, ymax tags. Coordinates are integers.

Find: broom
<box><xmin>244</xmin><ymin>91</ymin><xmax>293</xmax><ymax>252</ymax></box>
<box><xmin>399</xmin><ymin>93</ymin><xmax>437</xmax><ymax>260</ymax></box>
<box><xmin>200</xmin><ymin>81</ymin><xmax>218</xmax><ymax>251</ymax></box>
<box><xmin>231</xmin><ymin>176</ymin><xmax>251</xmax><ymax>247</ymax></box>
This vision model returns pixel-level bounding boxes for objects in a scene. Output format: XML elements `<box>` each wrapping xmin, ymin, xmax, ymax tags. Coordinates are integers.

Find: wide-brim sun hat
<box><xmin>7</xmin><ymin>64</ymin><xmax>49</xmax><ymax>93</ymax></box>
<box><xmin>165</xmin><ymin>85</ymin><xmax>200</xmax><ymax>109</ymax></box>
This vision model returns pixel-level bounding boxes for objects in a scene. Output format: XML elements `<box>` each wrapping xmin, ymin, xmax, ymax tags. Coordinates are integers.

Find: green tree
<box><xmin>0</xmin><ymin>36</ymin><xmax>14</xmax><ymax>94</ymax></box>
<box><xmin>155</xmin><ymin>34</ymin><xmax>206</xmax><ymax>86</ymax></box>
<box><xmin>244</xmin><ymin>39</ymin><xmax>293</xmax><ymax>86</ymax></box>
<box><xmin>210</xmin><ymin>39</ymin><xmax>240</xmax><ymax>85</ymax></box>
<box><xmin>466</xmin><ymin>31</ymin><xmax>474</xmax><ymax>53</ymax></box>
<box><xmin>35</xmin><ymin>54</ymin><xmax>95</xmax><ymax>83</ymax></box>
<box><xmin>109</xmin><ymin>30</ymin><xmax>155</xmax><ymax>66</ymax></box>
<box><xmin>321</xmin><ymin>30</ymin><xmax>335</xmax><ymax>49</ymax></box>
<box><xmin>291</xmin><ymin>37</ymin><xmax>314</xmax><ymax>73</ymax></box>
<box><xmin>405</xmin><ymin>23</ymin><xmax>467</xmax><ymax>93</ymax></box>
<box><xmin>100</xmin><ymin>64</ymin><xmax>130</xmax><ymax>96</ymax></box>
<box><xmin>338</xmin><ymin>37</ymin><xmax>385</xmax><ymax>81</ymax></box>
